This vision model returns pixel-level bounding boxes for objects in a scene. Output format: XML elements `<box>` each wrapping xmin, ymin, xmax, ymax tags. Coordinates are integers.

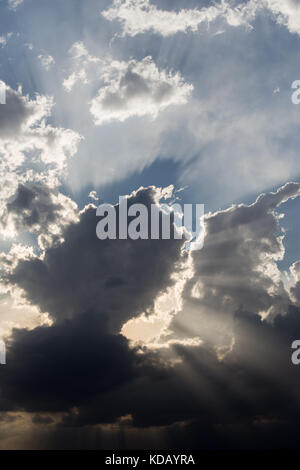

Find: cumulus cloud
<box><xmin>0</xmin><ymin>83</ymin><xmax>82</xmax><ymax>338</ymax></box>
<box><xmin>290</xmin><ymin>260</ymin><xmax>300</xmax><ymax>303</ymax></box>
<box><xmin>63</xmin><ymin>42</ymin><xmax>101</xmax><ymax>92</ymax></box>
<box><xmin>0</xmin><ymin>33</ymin><xmax>12</xmax><ymax>48</ymax></box>
<box><xmin>90</xmin><ymin>56</ymin><xmax>193</xmax><ymax>124</ymax></box>
<box><xmin>3</xmin><ymin>186</ymin><xmax>185</xmax><ymax>332</ymax></box>
<box><xmin>265</xmin><ymin>0</ymin><xmax>300</xmax><ymax>36</ymax></box>
<box><xmin>0</xmin><ymin>183</ymin><xmax>78</xmax><ymax>248</ymax></box>
<box><xmin>64</xmin><ymin>45</ymin><xmax>193</xmax><ymax>125</ymax></box>
<box><xmin>0</xmin><ymin>83</ymin><xmax>81</xmax><ymax>228</ymax></box>
<box><xmin>88</xmin><ymin>190</ymin><xmax>99</xmax><ymax>201</ymax></box>
<box><xmin>1</xmin><ymin>183</ymin><xmax>300</xmax><ymax>449</ymax></box>
<box><xmin>169</xmin><ymin>183</ymin><xmax>300</xmax><ymax>351</ymax></box>
<box><xmin>38</xmin><ymin>54</ymin><xmax>55</xmax><ymax>71</ymax></box>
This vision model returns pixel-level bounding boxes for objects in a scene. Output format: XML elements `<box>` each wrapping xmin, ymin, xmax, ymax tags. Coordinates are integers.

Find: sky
<box><xmin>1</xmin><ymin>0</ymin><xmax>300</xmax><ymax>450</ymax></box>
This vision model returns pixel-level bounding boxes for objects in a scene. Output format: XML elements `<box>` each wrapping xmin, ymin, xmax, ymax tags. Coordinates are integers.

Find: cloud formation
<box><xmin>90</xmin><ymin>56</ymin><xmax>193</xmax><ymax>125</ymax></box>
<box><xmin>101</xmin><ymin>0</ymin><xmax>259</xmax><ymax>37</ymax></box>
<box><xmin>266</xmin><ymin>0</ymin><xmax>300</xmax><ymax>36</ymax></box>
<box><xmin>63</xmin><ymin>46</ymin><xmax>193</xmax><ymax>125</ymax></box>
<box><xmin>3</xmin><ymin>186</ymin><xmax>185</xmax><ymax>332</ymax></box>
<box><xmin>1</xmin><ymin>183</ymin><xmax>300</xmax><ymax>449</ymax></box>
<box><xmin>0</xmin><ymin>83</ymin><xmax>81</xmax><ymax>236</ymax></box>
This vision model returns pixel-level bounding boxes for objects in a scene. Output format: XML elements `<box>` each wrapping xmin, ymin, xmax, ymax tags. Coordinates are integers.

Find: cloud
<box><xmin>0</xmin><ymin>83</ymin><xmax>82</xmax><ymax>339</ymax></box>
<box><xmin>0</xmin><ymin>183</ymin><xmax>78</xmax><ymax>248</ymax></box>
<box><xmin>38</xmin><ymin>54</ymin><xmax>55</xmax><ymax>71</ymax></box>
<box><xmin>0</xmin><ymin>83</ymin><xmax>81</xmax><ymax>229</ymax></box>
<box><xmin>63</xmin><ymin>46</ymin><xmax>193</xmax><ymax>125</ymax></box>
<box><xmin>290</xmin><ymin>260</ymin><xmax>300</xmax><ymax>303</ymax></box>
<box><xmin>7</xmin><ymin>0</ymin><xmax>23</xmax><ymax>10</ymax></box>
<box><xmin>3</xmin><ymin>186</ymin><xmax>185</xmax><ymax>332</ymax></box>
<box><xmin>169</xmin><ymin>182</ymin><xmax>300</xmax><ymax>350</ymax></box>
<box><xmin>0</xmin><ymin>310</ymin><xmax>141</xmax><ymax>413</ymax></box>
<box><xmin>1</xmin><ymin>183</ymin><xmax>300</xmax><ymax>450</ymax></box>
<box><xmin>101</xmin><ymin>0</ymin><xmax>259</xmax><ymax>37</ymax></box>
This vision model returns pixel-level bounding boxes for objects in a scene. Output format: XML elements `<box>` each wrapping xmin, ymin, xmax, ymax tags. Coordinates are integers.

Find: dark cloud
<box><xmin>0</xmin><ymin>311</ymin><xmax>141</xmax><ymax>413</ymax></box>
<box><xmin>1</xmin><ymin>184</ymin><xmax>300</xmax><ymax>449</ymax></box>
<box><xmin>3</xmin><ymin>186</ymin><xmax>184</xmax><ymax>331</ymax></box>
<box><xmin>57</xmin><ymin>304</ymin><xmax>300</xmax><ymax>450</ymax></box>
<box><xmin>0</xmin><ymin>186</ymin><xmax>184</xmax><ymax>416</ymax></box>
<box><xmin>89</xmin><ymin>57</ymin><xmax>192</xmax><ymax>124</ymax></box>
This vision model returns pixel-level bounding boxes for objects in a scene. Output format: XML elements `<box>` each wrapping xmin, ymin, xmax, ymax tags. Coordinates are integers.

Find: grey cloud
<box><xmin>1</xmin><ymin>183</ymin><xmax>300</xmax><ymax>450</ymax></box>
<box><xmin>290</xmin><ymin>261</ymin><xmax>300</xmax><ymax>303</ymax></box>
<box><xmin>170</xmin><ymin>183</ymin><xmax>300</xmax><ymax>349</ymax></box>
<box><xmin>1</xmin><ymin>182</ymin><xmax>78</xmax><ymax>248</ymax></box>
<box><xmin>3</xmin><ymin>186</ymin><xmax>185</xmax><ymax>332</ymax></box>
<box><xmin>0</xmin><ymin>86</ymin><xmax>34</xmax><ymax>139</ymax></box>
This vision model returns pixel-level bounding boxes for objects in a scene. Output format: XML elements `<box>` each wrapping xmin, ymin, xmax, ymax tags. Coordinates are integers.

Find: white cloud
<box><xmin>90</xmin><ymin>56</ymin><xmax>193</xmax><ymax>125</ymax></box>
<box><xmin>38</xmin><ymin>54</ymin><xmax>55</xmax><ymax>71</ymax></box>
<box><xmin>0</xmin><ymin>84</ymin><xmax>81</xmax><ymax>334</ymax></box>
<box><xmin>63</xmin><ymin>41</ymin><xmax>101</xmax><ymax>92</ymax></box>
<box><xmin>88</xmin><ymin>190</ymin><xmax>99</xmax><ymax>201</ymax></box>
<box><xmin>101</xmin><ymin>0</ymin><xmax>260</xmax><ymax>37</ymax></box>
<box><xmin>64</xmin><ymin>43</ymin><xmax>193</xmax><ymax>125</ymax></box>
<box><xmin>0</xmin><ymin>33</ymin><xmax>13</xmax><ymax>48</ymax></box>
